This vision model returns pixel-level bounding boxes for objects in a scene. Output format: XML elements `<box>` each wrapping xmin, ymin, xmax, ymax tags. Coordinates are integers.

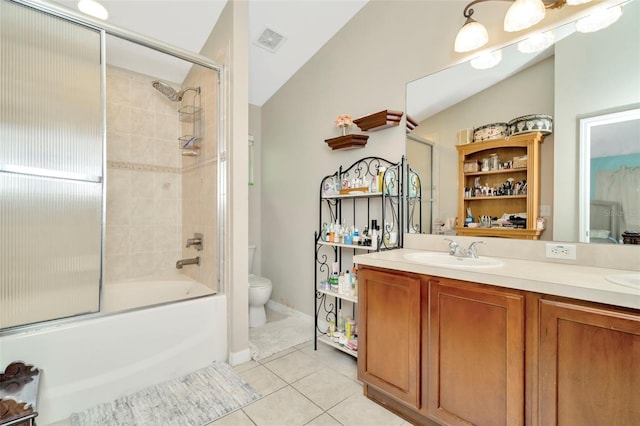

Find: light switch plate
<box><xmin>545</xmin><ymin>243</ymin><xmax>576</xmax><ymax>260</ymax></box>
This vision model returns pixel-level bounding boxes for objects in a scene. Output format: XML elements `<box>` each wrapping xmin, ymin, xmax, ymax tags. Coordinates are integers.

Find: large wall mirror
<box><xmin>406</xmin><ymin>0</ymin><xmax>639</xmax><ymax>248</ymax></box>
<box><xmin>578</xmin><ymin>105</ymin><xmax>640</xmax><ymax>243</ymax></box>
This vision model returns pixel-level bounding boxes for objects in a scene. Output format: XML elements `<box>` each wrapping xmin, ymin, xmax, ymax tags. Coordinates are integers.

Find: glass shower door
<box><xmin>0</xmin><ymin>0</ymin><xmax>103</xmax><ymax>329</ymax></box>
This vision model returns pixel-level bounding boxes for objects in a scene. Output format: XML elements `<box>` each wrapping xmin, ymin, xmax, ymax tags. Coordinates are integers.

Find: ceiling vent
<box><xmin>255</xmin><ymin>27</ymin><xmax>286</xmax><ymax>53</ymax></box>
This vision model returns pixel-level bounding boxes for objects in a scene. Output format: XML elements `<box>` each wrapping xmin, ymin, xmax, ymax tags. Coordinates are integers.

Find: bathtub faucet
<box><xmin>176</xmin><ymin>256</ymin><xmax>200</xmax><ymax>269</ymax></box>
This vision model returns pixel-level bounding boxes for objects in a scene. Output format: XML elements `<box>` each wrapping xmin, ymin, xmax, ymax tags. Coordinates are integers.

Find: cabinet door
<box><xmin>428</xmin><ymin>278</ymin><xmax>525</xmax><ymax>426</ymax></box>
<box><xmin>539</xmin><ymin>299</ymin><xmax>640</xmax><ymax>425</ymax></box>
<box><xmin>357</xmin><ymin>267</ymin><xmax>421</xmax><ymax>407</ymax></box>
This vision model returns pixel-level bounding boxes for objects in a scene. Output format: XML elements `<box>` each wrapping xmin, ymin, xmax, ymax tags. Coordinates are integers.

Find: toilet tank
<box><xmin>248</xmin><ymin>244</ymin><xmax>256</xmax><ymax>274</ymax></box>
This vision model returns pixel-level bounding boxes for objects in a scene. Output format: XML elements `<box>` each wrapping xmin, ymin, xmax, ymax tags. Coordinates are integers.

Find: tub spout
<box><xmin>176</xmin><ymin>256</ymin><xmax>200</xmax><ymax>269</ymax></box>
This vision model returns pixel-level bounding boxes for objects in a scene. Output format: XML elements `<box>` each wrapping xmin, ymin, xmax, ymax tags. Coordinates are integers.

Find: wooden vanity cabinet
<box><xmin>358</xmin><ymin>265</ymin><xmax>640</xmax><ymax>426</ymax></box>
<box><xmin>427</xmin><ymin>277</ymin><xmax>526</xmax><ymax>426</ymax></box>
<box><xmin>357</xmin><ymin>267</ymin><xmax>423</xmax><ymax>409</ymax></box>
<box><xmin>538</xmin><ymin>298</ymin><xmax>640</xmax><ymax>425</ymax></box>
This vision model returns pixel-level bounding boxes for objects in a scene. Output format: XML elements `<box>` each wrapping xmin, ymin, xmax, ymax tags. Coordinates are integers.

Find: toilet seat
<box><xmin>249</xmin><ymin>274</ymin><xmax>271</xmax><ymax>288</ymax></box>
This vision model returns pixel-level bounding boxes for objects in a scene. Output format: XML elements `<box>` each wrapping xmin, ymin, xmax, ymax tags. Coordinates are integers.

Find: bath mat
<box><xmin>70</xmin><ymin>362</ymin><xmax>260</xmax><ymax>426</ymax></box>
<box><xmin>249</xmin><ymin>314</ymin><xmax>314</xmax><ymax>361</ymax></box>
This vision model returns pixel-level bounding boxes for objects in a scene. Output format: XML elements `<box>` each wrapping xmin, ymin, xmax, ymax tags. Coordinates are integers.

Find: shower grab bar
<box><xmin>0</xmin><ymin>164</ymin><xmax>102</xmax><ymax>183</ymax></box>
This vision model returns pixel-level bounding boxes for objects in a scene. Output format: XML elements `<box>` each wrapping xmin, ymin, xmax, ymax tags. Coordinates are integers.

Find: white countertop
<box><xmin>354</xmin><ymin>249</ymin><xmax>640</xmax><ymax>310</ymax></box>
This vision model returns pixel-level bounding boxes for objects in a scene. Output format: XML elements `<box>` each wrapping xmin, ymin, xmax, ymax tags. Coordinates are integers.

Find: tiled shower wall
<box><xmin>104</xmin><ymin>65</ymin><xmax>183</xmax><ymax>281</ymax></box>
<box><xmin>180</xmin><ymin>65</ymin><xmax>218</xmax><ymax>290</ymax></box>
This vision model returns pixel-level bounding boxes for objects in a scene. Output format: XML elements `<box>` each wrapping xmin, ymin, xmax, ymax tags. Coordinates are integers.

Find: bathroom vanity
<box><xmin>355</xmin><ymin>249</ymin><xmax>640</xmax><ymax>426</ymax></box>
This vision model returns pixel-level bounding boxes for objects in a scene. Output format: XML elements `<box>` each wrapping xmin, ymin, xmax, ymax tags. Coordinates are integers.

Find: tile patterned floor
<box><xmin>214</xmin><ymin>341</ymin><xmax>412</xmax><ymax>426</ymax></box>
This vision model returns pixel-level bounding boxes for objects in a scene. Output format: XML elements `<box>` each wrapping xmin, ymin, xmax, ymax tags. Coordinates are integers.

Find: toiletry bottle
<box><xmin>378</xmin><ymin>167</ymin><xmax>386</xmax><ymax>193</ymax></box>
<box><xmin>351</xmin><ymin>264</ymin><xmax>358</xmax><ymax>297</ymax></box>
<box><xmin>371</xmin><ymin>227</ymin><xmax>378</xmax><ymax>250</ymax></box>
<box><xmin>338</xmin><ymin>271</ymin><xmax>345</xmax><ymax>294</ymax></box>
<box><xmin>337</xmin><ymin>308</ymin><xmax>345</xmax><ymax>332</ymax></box>
<box><xmin>344</xmin><ymin>270</ymin><xmax>351</xmax><ymax>289</ymax></box>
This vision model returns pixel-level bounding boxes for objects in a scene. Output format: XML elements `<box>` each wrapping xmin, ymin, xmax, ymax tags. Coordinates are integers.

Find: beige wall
<box><xmin>257</xmin><ymin>0</ymin><xmax>613</xmax><ymax>317</ymax></box>
<box><xmin>249</xmin><ymin>104</ymin><xmax>262</xmax><ymax>275</ymax></box>
<box><xmin>260</xmin><ymin>1</ymin><xmax>465</xmax><ymax>316</ymax></box>
<box><xmin>416</xmin><ymin>57</ymin><xmax>555</xmax><ymax>240</ymax></box>
<box><xmin>199</xmin><ymin>0</ymin><xmax>250</xmax><ymax>363</ymax></box>
<box><xmin>105</xmin><ymin>65</ymin><xmax>183</xmax><ymax>281</ymax></box>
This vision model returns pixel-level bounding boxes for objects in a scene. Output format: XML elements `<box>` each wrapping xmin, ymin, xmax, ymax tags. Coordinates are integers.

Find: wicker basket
<box><xmin>463</xmin><ymin>161</ymin><xmax>480</xmax><ymax>173</ymax></box>
<box><xmin>513</xmin><ymin>155</ymin><xmax>528</xmax><ymax>169</ymax></box>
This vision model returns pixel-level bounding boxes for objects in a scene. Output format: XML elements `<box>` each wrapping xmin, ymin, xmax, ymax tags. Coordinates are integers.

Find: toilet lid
<box><xmin>249</xmin><ymin>274</ymin><xmax>271</xmax><ymax>288</ymax></box>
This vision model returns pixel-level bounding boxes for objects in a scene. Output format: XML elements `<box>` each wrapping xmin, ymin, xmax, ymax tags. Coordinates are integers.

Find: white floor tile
<box><xmin>208</xmin><ymin>409</ymin><xmax>255</xmax><ymax>425</ymax></box>
<box><xmin>243</xmin><ymin>386</ymin><xmax>323</xmax><ymax>426</ymax></box>
<box><xmin>263</xmin><ymin>350</ymin><xmax>322</xmax><ymax>383</ymax></box>
<box><xmin>328</xmin><ymin>392</ymin><xmax>407</xmax><ymax>426</ymax></box>
<box><xmin>258</xmin><ymin>346</ymin><xmax>297</xmax><ymax>364</ymax></box>
<box><xmin>233</xmin><ymin>359</ymin><xmax>260</xmax><ymax>373</ymax></box>
<box><xmin>292</xmin><ymin>370</ymin><xmax>361</xmax><ymax>411</ymax></box>
<box><xmin>305</xmin><ymin>412</ymin><xmax>344</xmax><ymax>426</ymax></box>
<box><xmin>239</xmin><ymin>364</ymin><xmax>288</xmax><ymax>397</ymax></box>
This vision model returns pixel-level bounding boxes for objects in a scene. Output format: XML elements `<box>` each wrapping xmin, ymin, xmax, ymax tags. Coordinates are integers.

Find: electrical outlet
<box><xmin>545</xmin><ymin>243</ymin><xmax>576</xmax><ymax>260</ymax></box>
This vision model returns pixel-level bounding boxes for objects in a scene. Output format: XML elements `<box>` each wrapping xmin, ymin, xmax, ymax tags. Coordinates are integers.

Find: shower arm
<box><xmin>179</xmin><ymin>87</ymin><xmax>200</xmax><ymax>102</ymax></box>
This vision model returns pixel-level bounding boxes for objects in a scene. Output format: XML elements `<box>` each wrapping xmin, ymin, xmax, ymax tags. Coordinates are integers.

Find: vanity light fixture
<box><xmin>454</xmin><ymin>0</ymin><xmax>591</xmax><ymax>52</ymax></box>
<box><xmin>576</xmin><ymin>4</ymin><xmax>622</xmax><ymax>32</ymax></box>
<box><xmin>517</xmin><ymin>30</ymin><xmax>556</xmax><ymax>53</ymax></box>
<box><xmin>470</xmin><ymin>49</ymin><xmax>503</xmax><ymax>69</ymax></box>
<box><xmin>77</xmin><ymin>0</ymin><xmax>108</xmax><ymax>20</ymax></box>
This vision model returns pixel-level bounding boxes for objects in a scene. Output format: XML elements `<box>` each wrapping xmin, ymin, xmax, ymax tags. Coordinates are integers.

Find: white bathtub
<box><xmin>0</xmin><ymin>278</ymin><xmax>227</xmax><ymax>425</ymax></box>
<box><xmin>103</xmin><ymin>275</ymin><xmax>217</xmax><ymax>313</ymax></box>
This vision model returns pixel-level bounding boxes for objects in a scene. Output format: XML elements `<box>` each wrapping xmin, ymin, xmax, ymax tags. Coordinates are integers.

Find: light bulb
<box><xmin>504</xmin><ymin>0</ymin><xmax>546</xmax><ymax>32</ymax></box>
<box><xmin>576</xmin><ymin>5</ymin><xmax>622</xmax><ymax>33</ymax></box>
<box><xmin>517</xmin><ymin>31</ymin><xmax>556</xmax><ymax>53</ymax></box>
<box><xmin>471</xmin><ymin>50</ymin><xmax>503</xmax><ymax>70</ymax></box>
<box><xmin>455</xmin><ymin>18</ymin><xmax>489</xmax><ymax>52</ymax></box>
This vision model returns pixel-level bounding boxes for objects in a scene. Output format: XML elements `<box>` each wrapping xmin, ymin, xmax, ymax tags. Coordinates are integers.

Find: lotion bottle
<box><xmin>371</xmin><ymin>227</ymin><xmax>378</xmax><ymax>250</ymax></box>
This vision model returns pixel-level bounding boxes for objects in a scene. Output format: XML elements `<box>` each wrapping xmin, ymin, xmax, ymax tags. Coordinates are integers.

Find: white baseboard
<box><xmin>266</xmin><ymin>300</ymin><xmax>314</xmax><ymax>322</ymax></box>
<box><xmin>228</xmin><ymin>348</ymin><xmax>251</xmax><ymax>366</ymax></box>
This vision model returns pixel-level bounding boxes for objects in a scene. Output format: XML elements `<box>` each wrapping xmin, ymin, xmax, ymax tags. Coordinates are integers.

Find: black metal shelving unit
<box><xmin>313</xmin><ymin>156</ymin><xmax>422</xmax><ymax>357</ymax></box>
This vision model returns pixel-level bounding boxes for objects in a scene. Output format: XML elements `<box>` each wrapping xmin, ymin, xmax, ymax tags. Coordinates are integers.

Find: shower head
<box><xmin>152</xmin><ymin>80</ymin><xmax>200</xmax><ymax>102</ymax></box>
<box><xmin>152</xmin><ymin>80</ymin><xmax>180</xmax><ymax>101</ymax></box>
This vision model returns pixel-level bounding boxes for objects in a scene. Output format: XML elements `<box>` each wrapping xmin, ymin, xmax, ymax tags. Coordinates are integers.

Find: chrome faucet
<box><xmin>186</xmin><ymin>233</ymin><xmax>203</xmax><ymax>251</ymax></box>
<box><xmin>466</xmin><ymin>241</ymin><xmax>485</xmax><ymax>258</ymax></box>
<box><xmin>176</xmin><ymin>256</ymin><xmax>200</xmax><ymax>269</ymax></box>
<box><xmin>444</xmin><ymin>239</ymin><xmax>485</xmax><ymax>258</ymax></box>
<box><xmin>444</xmin><ymin>238</ymin><xmax>460</xmax><ymax>256</ymax></box>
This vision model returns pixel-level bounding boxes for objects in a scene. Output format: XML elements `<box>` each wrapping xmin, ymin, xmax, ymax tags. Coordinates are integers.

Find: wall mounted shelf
<box><xmin>354</xmin><ymin>110</ymin><xmax>403</xmax><ymax>132</ymax></box>
<box><xmin>406</xmin><ymin>115</ymin><xmax>418</xmax><ymax>133</ymax></box>
<box><xmin>324</xmin><ymin>134</ymin><xmax>369</xmax><ymax>150</ymax></box>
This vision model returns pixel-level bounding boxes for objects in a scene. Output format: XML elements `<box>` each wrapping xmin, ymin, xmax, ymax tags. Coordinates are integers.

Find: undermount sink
<box><xmin>606</xmin><ymin>274</ymin><xmax>640</xmax><ymax>289</ymax></box>
<box><xmin>404</xmin><ymin>252</ymin><xmax>503</xmax><ymax>268</ymax></box>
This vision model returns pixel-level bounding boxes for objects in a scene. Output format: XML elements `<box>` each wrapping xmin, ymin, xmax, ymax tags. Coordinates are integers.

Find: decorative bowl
<box><xmin>473</xmin><ymin>122</ymin><xmax>509</xmax><ymax>142</ymax></box>
<box><xmin>508</xmin><ymin>114</ymin><xmax>553</xmax><ymax>136</ymax></box>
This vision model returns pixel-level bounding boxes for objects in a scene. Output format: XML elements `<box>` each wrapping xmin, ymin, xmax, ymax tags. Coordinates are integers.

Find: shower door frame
<box><xmin>3</xmin><ymin>0</ymin><xmax>227</xmax><ymax>332</ymax></box>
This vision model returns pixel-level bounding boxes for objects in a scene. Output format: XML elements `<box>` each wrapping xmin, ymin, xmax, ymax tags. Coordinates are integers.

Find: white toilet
<box><xmin>248</xmin><ymin>244</ymin><xmax>272</xmax><ymax>328</ymax></box>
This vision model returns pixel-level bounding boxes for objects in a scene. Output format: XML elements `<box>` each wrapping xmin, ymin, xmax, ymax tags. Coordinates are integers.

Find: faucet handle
<box><xmin>444</xmin><ymin>238</ymin><xmax>459</xmax><ymax>255</ymax></box>
<box><xmin>186</xmin><ymin>233</ymin><xmax>204</xmax><ymax>251</ymax></box>
<box><xmin>467</xmin><ymin>240</ymin><xmax>485</xmax><ymax>258</ymax></box>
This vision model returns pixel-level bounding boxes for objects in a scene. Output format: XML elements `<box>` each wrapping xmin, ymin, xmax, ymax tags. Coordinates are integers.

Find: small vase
<box><xmin>341</xmin><ymin>126</ymin><xmax>350</xmax><ymax>136</ymax></box>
